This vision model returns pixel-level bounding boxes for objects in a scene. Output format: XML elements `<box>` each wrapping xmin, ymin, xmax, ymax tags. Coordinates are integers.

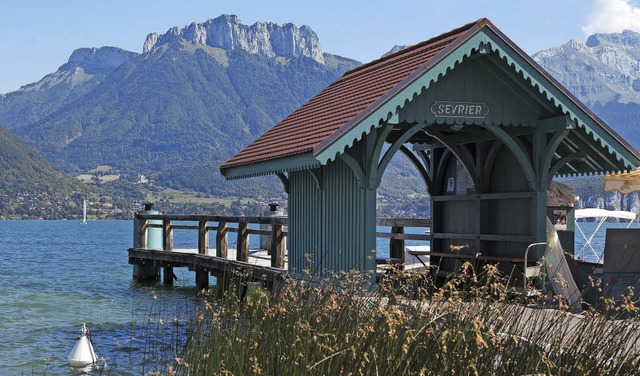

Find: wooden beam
<box><xmin>198</xmin><ymin>220</ymin><xmax>209</xmax><ymax>255</ymax></box>
<box><xmin>237</xmin><ymin>221</ymin><xmax>249</xmax><ymax>262</ymax></box>
<box><xmin>376</xmin><ymin>218</ymin><xmax>431</xmax><ymax>227</ymax></box>
<box><xmin>270</xmin><ymin>224</ymin><xmax>285</xmax><ymax>268</ymax></box>
<box><xmin>163</xmin><ymin>219</ymin><xmax>173</xmax><ymax>251</ymax></box>
<box><xmin>216</xmin><ymin>220</ymin><xmax>228</xmax><ymax>258</ymax></box>
<box><xmin>389</xmin><ymin>226</ymin><xmax>405</xmax><ymax>262</ymax></box>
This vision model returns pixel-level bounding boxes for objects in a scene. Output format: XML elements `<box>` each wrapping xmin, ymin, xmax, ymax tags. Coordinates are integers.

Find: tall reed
<box><xmin>172</xmin><ymin>264</ymin><xmax>640</xmax><ymax>375</ymax></box>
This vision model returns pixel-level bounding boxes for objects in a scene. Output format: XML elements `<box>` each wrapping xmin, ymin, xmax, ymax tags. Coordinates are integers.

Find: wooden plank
<box><xmin>376</xmin><ymin>233</ymin><xmax>431</xmax><ymax>241</ymax></box>
<box><xmin>431</xmin><ymin>191</ymin><xmax>534</xmax><ymax>202</ymax></box>
<box><xmin>430</xmin><ymin>233</ymin><xmax>477</xmax><ymax>240</ymax></box>
<box><xmin>376</xmin><ymin>257</ymin><xmax>404</xmax><ymax>265</ymax></box>
<box><xmin>198</xmin><ymin>220</ymin><xmax>209</xmax><ymax>255</ymax></box>
<box><xmin>479</xmin><ymin>234</ymin><xmax>537</xmax><ymax>242</ymax></box>
<box><xmin>216</xmin><ymin>220</ymin><xmax>228</xmax><ymax>258</ymax></box>
<box><xmin>405</xmin><ymin>250</ymin><xmax>536</xmax><ymax>264</ymax></box>
<box><xmin>171</xmin><ymin>225</ymin><xmax>199</xmax><ymax>230</ymax></box>
<box><xmin>135</xmin><ymin>213</ymin><xmax>288</xmax><ymax>225</ymax></box>
<box><xmin>237</xmin><ymin>222</ymin><xmax>249</xmax><ymax>262</ymax></box>
<box><xmin>128</xmin><ymin>248</ymin><xmax>288</xmax><ymax>277</ymax></box>
<box><xmin>376</xmin><ymin>218</ymin><xmax>431</xmax><ymax>227</ymax></box>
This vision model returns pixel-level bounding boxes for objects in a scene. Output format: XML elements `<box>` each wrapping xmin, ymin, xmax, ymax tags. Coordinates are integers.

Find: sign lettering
<box><xmin>430</xmin><ymin>101</ymin><xmax>489</xmax><ymax>119</ymax></box>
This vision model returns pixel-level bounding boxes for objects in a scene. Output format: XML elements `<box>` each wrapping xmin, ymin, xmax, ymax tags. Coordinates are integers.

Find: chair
<box><xmin>523</xmin><ymin>242</ymin><xmax>547</xmax><ymax>293</ymax></box>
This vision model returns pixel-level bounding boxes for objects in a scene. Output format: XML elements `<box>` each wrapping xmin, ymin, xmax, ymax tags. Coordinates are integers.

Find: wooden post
<box><xmin>237</xmin><ymin>221</ymin><xmax>249</xmax><ymax>262</ymax></box>
<box><xmin>271</xmin><ymin>223</ymin><xmax>285</xmax><ymax>268</ymax></box>
<box><xmin>134</xmin><ymin>261</ymin><xmax>159</xmax><ymax>282</ymax></box>
<box><xmin>390</xmin><ymin>225</ymin><xmax>405</xmax><ymax>263</ymax></box>
<box><xmin>198</xmin><ymin>220</ymin><xmax>209</xmax><ymax>255</ymax></box>
<box><xmin>216</xmin><ymin>221</ymin><xmax>228</xmax><ymax>258</ymax></box>
<box><xmin>163</xmin><ymin>219</ymin><xmax>174</xmax><ymax>285</ymax></box>
<box><xmin>139</xmin><ymin>218</ymin><xmax>148</xmax><ymax>249</ymax></box>
<box><xmin>215</xmin><ymin>271</ymin><xmax>229</xmax><ymax>298</ymax></box>
<box><xmin>163</xmin><ymin>219</ymin><xmax>173</xmax><ymax>251</ymax></box>
<box><xmin>163</xmin><ymin>265</ymin><xmax>174</xmax><ymax>285</ymax></box>
<box><xmin>266</xmin><ymin>225</ymin><xmax>273</xmax><ymax>255</ymax></box>
<box><xmin>196</xmin><ymin>266</ymin><xmax>209</xmax><ymax>290</ymax></box>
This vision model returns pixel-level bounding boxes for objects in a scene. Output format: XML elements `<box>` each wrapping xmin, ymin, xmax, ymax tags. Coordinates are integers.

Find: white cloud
<box><xmin>583</xmin><ymin>0</ymin><xmax>640</xmax><ymax>35</ymax></box>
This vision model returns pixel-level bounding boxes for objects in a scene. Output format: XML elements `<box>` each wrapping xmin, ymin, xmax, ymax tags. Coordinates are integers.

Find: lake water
<box><xmin>0</xmin><ymin>220</ymin><xmax>204</xmax><ymax>375</ymax></box>
<box><xmin>0</xmin><ymin>219</ymin><xmax>625</xmax><ymax>374</ymax></box>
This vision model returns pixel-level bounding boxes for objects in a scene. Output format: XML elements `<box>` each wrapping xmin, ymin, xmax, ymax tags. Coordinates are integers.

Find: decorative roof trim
<box><xmin>221</xmin><ymin>152</ymin><xmax>320</xmax><ymax>180</ymax></box>
<box><xmin>313</xmin><ymin>24</ymin><xmax>640</xmax><ymax>171</ymax></box>
<box><xmin>480</xmin><ymin>27</ymin><xmax>640</xmax><ymax>170</ymax></box>
<box><xmin>313</xmin><ymin>24</ymin><xmax>486</xmax><ymax>164</ymax></box>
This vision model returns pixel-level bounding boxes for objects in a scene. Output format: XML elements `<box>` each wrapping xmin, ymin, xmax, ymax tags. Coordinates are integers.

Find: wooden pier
<box><xmin>128</xmin><ymin>213</ymin><xmax>430</xmax><ymax>293</ymax></box>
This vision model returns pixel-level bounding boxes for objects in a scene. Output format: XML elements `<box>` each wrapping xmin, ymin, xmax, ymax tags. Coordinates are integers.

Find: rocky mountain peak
<box><xmin>382</xmin><ymin>45</ymin><xmax>408</xmax><ymax>58</ymax></box>
<box><xmin>143</xmin><ymin>14</ymin><xmax>324</xmax><ymax>64</ymax></box>
<box><xmin>534</xmin><ymin>30</ymin><xmax>640</xmax><ymax>106</ymax></box>
<box><xmin>585</xmin><ymin>30</ymin><xmax>640</xmax><ymax>48</ymax></box>
<box><xmin>62</xmin><ymin>47</ymin><xmax>138</xmax><ymax>74</ymax></box>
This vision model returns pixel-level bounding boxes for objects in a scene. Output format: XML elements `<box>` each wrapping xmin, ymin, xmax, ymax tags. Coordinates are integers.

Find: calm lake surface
<box><xmin>0</xmin><ymin>219</ymin><xmax>626</xmax><ymax>374</ymax></box>
<box><xmin>0</xmin><ymin>220</ymin><xmax>204</xmax><ymax>375</ymax></box>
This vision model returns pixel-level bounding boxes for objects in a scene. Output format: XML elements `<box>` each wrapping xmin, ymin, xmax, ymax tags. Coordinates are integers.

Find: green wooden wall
<box><xmin>288</xmin><ymin>140</ymin><xmax>377</xmax><ymax>279</ymax></box>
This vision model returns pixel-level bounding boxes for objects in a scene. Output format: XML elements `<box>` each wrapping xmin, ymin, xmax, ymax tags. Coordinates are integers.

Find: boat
<box><xmin>574</xmin><ymin>208</ymin><xmax>637</xmax><ymax>263</ymax></box>
<box><xmin>68</xmin><ymin>323</ymin><xmax>97</xmax><ymax>367</ymax></box>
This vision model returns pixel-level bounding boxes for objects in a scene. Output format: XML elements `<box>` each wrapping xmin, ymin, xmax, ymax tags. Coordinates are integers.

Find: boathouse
<box><xmin>220</xmin><ymin>18</ymin><xmax>640</xmax><ymax>278</ymax></box>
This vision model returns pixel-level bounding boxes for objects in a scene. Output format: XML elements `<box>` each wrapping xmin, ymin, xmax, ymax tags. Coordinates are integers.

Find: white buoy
<box><xmin>68</xmin><ymin>323</ymin><xmax>97</xmax><ymax>367</ymax></box>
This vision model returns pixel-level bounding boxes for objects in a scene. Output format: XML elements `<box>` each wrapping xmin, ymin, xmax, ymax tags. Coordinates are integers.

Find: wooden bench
<box><xmin>406</xmin><ymin>247</ymin><xmax>538</xmax><ymax>273</ymax></box>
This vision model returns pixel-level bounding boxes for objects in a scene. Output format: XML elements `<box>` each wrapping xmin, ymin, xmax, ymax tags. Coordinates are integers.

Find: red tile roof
<box><xmin>221</xmin><ymin>19</ymin><xmax>486</xmax><ymax>170</ymax></box>
<box><xmin>221</xmin><ymin>17</ymin><xmax>640</xmax><ymax>175</ymax></box>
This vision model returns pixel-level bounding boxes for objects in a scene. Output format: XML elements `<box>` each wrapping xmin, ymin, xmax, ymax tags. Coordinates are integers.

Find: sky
<box><xmin>1</xmin><ymin>0</ymin><xmax>640</xmax><ymax>94</ymax></box>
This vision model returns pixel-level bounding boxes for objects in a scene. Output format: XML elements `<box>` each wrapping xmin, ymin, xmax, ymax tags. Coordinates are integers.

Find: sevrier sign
<box><xmin>430</xmin><ymin>101</ymin><xmax>489</xmax><ymax>119</ymax></box>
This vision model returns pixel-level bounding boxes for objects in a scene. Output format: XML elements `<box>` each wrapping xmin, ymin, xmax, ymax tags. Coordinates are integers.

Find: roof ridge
<box><xmin>343</xmin><ymin>18</ymin><xmax>489</xmax><ymax>77</ymax></box>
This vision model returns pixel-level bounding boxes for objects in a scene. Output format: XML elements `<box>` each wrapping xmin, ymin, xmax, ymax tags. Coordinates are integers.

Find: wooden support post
<box><xmin>215</xmin><ymin>271</ymin><xmax>230</xmax><ymax>299</ymax></box>
<box><xmin>198</xmin><ymin>220</ymin><xmax>209</xmax><ymax>255</ymax></box>
<box><xmin>196</xmin><ymin>267</ymin><xmax>209</xmax><ymax>290</ymax></box>
<box><xmin>139</xmin><ymin>218</ymin><xmax>148</xmax><ymax>249</ymax></box>
<box><xmin>163</xmin><ymin>266</ymin><xmax>174</xmax><ymax>285</ymax></box>
<box><xmin>216</xmin><ymin>221</ymin><xmax>228</xmax><ymax>258</ymax></box>
<box><xmin>390</xmin><ymin>225</ymin><xmax>405</xmax><ymax>263</ymax></box>
<box><xmin>237</xmin><ymin>221</ymin><xmax>249</xmax><ymax>262</ymax></box>
<box><xmin>134</xmin><ymin>262</ymin><xmax>159</xmax><ymax>282</ymax></box>
<box><xmin>162</xmin><ymin>219</ymin><xmax>174</xmax><ymax>285</ymax></box>
<box><xmin>266</xmin><ymin>228</ymin><xmax>273</xmax><ymax>255</ymax></box>
<box><xmin>163</xmin><ymin>219</ymin><xmax>173</xmax><ymax>251</ymax></box>
<box><xmin>271</xmin><ymin>223</ymin><xmax>285</xmax><ymax>268</ymax></box>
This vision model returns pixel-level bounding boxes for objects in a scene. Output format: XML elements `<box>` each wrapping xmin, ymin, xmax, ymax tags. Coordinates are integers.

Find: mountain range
<box><xmin>533</xmin><ymin>31</ymin><xmax>640</xmax><ymax>148</ymax></box>
<box><xmin>0</xmin><ymin>15</ymin><xmax>360</xmax><ymax>203</ymax></box>
<box><xmin>1</xmin><ymin>16</ymin><xmax>640</xmax><ymax>216</ymax></box>
<box><xmin>533</xmin><ymin>31</ymin><xmax>640</xmax><ymax>212</ymax></box>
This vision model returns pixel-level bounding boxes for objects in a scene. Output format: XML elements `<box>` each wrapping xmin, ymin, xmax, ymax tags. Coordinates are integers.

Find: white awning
<box><xmin>575</xmin><ymin>208</ymin><xmax>636</xmax><ymax>221</ymax></box>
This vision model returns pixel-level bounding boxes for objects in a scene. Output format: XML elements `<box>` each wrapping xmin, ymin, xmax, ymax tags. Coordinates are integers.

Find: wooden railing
<box><xmin>134</xmin><ymin>214</ymin><xmax>288</xmax><ymax>268</ymax></box>
<box><xmin>376</xmin><ymin>218</ymin><xmax>431</xmax><ymax>263</ymax></box>
<box><xmin>134</xmin><ymin>214</ymin><xmax>431</xmax><ymax>268</ymax></box>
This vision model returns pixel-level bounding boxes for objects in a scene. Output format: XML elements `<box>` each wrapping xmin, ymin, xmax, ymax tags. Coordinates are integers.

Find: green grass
<box><xmin>99</xmin><ymin>174</ymin><xmax>120</xmax><ymax>182</ymax></box>
<box><xmin>89</xmin><ymin>165</ymin><xmax>113</xmax><ymax>173</ymax></box>
<box><xmin>75</xmin><ymin>174</ymin><xmax>94</xmax><ymax>182</ymax></box>
<box><xmin>142</xmin><ymin>187</ymin><xmax>253</xmax><ymax>205</ymax></box>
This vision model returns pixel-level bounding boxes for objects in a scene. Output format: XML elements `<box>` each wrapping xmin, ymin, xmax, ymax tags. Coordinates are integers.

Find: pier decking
<box><xmin>128</xmin><ymin>213</ymin><xmax>430</xmax><ymax>292</ymax></box>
